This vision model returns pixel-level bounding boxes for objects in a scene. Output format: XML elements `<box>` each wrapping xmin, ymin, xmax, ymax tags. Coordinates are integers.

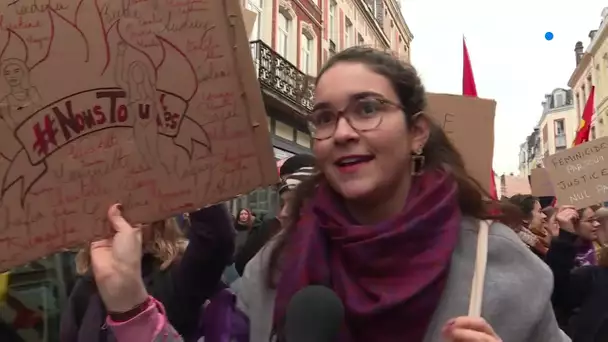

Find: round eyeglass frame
<box><xmin>307</xmin><ymin>98</ymin><xmax>405</xmax><ymax>140</ymax></box>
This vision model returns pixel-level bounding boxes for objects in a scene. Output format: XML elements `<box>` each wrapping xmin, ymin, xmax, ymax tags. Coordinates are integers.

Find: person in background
<box><xmin>594</xmin><ymin>207</ymin><xmax>608</xmax><ymax>249</ymax></box>
<box><xmin>234</xmin><ymin>208</ymin><xmax>257</xmax><ymax>256</ymax></box>
<box><xmin>506</xmin><ymin>194</ymin><xmax>550</xmax><ymax>258</ymax></box>
<box><xmin>84</xmin><ymin>47</ymin><xmax>568</xmax><ymax>342</ymax></box>
<box><xmin>60</xmin><ymin>204</ymin><xmax>234</xmax><ymax>342</ymax></box>
<box><xmin>231</xmin><ymin>165</ymin><xmax>315</xmax><ymax>342</ymax></box>
<box><xmin>233</xmin><ymin>154</ymin><xmax>315</xmax><ymax>276</ymax></box>
<box><xmin>546</xmin><ymin>205</ymin><xmax>608</xmax><ymax>341</ymax></box>
<box><xmin>557</xmin><ymin>205</ymin><xmax>602</xmax><ymax>268</ymax></box>
<box><xmin>543</xmin><ymin>206</ymin><xmax>560</xmax><ymax>238</ymax></box>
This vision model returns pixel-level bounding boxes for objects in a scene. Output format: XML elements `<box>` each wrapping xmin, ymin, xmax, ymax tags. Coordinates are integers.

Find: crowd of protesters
<box><xmin>51</xmin><ymin>46</ymin><xmax>608</xmax><ymax>342</ymax></box>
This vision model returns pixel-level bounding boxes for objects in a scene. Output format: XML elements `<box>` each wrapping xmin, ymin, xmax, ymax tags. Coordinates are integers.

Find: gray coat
<box><xmin>422</xmin><ymin>218</ymin><xmax>569</xmax><ymax>341</ymax></box>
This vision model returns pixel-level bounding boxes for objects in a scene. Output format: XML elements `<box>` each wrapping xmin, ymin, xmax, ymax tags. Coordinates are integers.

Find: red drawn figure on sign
<box><xmin>0</xmin><ymin>58</ymin><xmax>42</xmax><ymax>130</ymax></box>
<box><xmin>114</xmin><ymin>41</ymin><xmax>162</xmax><ymax>169</ymax></box>
<box><xmin>0</xmin><ymin>0</ymin><xmax>216</xmax><ymax>210</ymax></box>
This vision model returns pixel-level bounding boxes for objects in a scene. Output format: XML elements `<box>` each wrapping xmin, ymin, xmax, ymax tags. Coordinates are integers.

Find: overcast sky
<box><xmin>401</xmin><ymin>0</ymin><xmax>606</xmax><ymax>174</ymax></box>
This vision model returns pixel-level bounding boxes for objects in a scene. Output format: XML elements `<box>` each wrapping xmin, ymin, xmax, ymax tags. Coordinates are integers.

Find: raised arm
<box><xmin>162</xmin><ymin>204</ymin><xmax>236</xmax><ymax>337</ymax></box>
<box><xmin>92</xmin><ymin>204</ymin><xmax>184</xmax><ymax>342</ymax></box>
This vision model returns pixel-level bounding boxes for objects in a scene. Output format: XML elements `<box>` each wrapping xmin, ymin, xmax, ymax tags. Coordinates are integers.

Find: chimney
<box><xmin>589</xmin><ymin>30</ymin><xmax>598</xmax><ymax>41</ymax></box>
<box><xmin>575</xmin><ymin>41</ymin><xmax>584</xmax><ymax>65</ymax></box>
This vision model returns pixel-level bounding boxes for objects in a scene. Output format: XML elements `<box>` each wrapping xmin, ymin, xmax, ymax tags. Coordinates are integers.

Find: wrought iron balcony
<box><xmin>250</xmin><ymin>40</ymin><xmax>314</xmax><ymax>113</ymax></box>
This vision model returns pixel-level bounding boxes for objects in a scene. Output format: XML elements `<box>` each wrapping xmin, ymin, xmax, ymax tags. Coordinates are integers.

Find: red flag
<box><xmin>463</xmin><ymin>37</ymin><xmax>498</xmax><ymax>199</ymax></box>
<box><xmin>463</xmin><ymin>38</ymin><xmax>478</xmax><ymax>97</ymax></box>
<box><xmin>573</xmin><ymin>86</ymin><xmax>595</xmax><ymax>146</ymax></box>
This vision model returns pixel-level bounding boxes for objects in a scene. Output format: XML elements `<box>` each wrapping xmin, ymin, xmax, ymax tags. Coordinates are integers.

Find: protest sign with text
<box><xmin>426</xmin><ymin>93</ymin><xmax>496</xmax><ymax>193</ymax></box>
<box><xmin>0</xmin><ymin>0</ymin><xmax>277</xmax><ymax>269</ymax></box>
<box><xmin>543</xmin><ymin>136</ymin><xmax>608</xmax><ymax>209</ymax></box>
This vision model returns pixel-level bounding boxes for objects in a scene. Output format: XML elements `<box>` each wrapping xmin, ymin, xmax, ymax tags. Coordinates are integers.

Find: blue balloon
<box><xmin>545</xmin><ymin>32</ymin><xmax>554</xmax><ymax>41</ymax></box>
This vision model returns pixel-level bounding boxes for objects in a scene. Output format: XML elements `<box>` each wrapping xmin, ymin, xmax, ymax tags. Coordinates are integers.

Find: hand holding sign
<box><xmin>90</xmin><ymin>204</ymin><xmax>148</xmax><ymax>313</ymax></box>
<box><xmin>555</xmin><ymin>206</ymin><xmax>578</xmax><ymax>234</ymax></box>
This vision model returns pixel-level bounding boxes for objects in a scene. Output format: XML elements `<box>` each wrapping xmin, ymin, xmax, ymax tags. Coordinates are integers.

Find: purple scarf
<box><xmin>575</xmin><ymin>240</ymin><xmax>597</xmax><ymax>267</ymax></box>
<box><xmin>273</xmin><ymin>169</ymin><xmax>462</xmax><ymax>342</ymax></box>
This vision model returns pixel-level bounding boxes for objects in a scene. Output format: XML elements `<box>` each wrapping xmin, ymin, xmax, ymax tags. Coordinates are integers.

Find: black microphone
<box><xmin>284</xmin><ymin>285</ymin><xmax>344</xmax><ymax>342</ymax></box>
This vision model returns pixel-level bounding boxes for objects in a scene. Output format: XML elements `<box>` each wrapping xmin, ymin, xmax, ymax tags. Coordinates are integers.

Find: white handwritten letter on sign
<box><xmin>0</xmin><ymin>0</ymin><xmax>277</xmax><ymax>269</ymax></box>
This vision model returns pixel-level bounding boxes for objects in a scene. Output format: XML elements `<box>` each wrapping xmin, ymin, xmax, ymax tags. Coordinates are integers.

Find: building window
<box><xmin>582</xmin><ymin>85</ymin><xmax>587</xmax><ymax>105</ymax></box>
<box><xmin>554</xmin><ymin>92</ymin><xmax>565</xmax><ymax>108</ymax></box>
<box><xmin>274</xmin><ymin>120</ymin><xmax>294</xmax><ymax>140</ymax></box>
<box><xmin>246</xmin><ymin>0</ymin><xmax>263</xmax><ymax>40</ymax></box>
<box><xmin>329</xmin><ymin>40</ymin><xmax>336</xmax><ymax>56</ymax></box>
<box><xmin>554</xmin><ymin>119</ymin><xmax>565</xmax><ymax>136</ymax></box>
<box><xmin>357</xmin><ymin>33</ymin><xmax>364</xmax><ymax>45</ymax></box>
<box><xmin>370</xmin><ymin>0</ymin><xmax>379</xmax><ymax>17</ymax></box>
<box><xmin>296</xmin><ymin>130</ymin><xmax>311</xmax><ymax>147</ymax></box>
<box><xmin>554</xmin><ymin>119</ymin><xmax>566</xmax><ymax>148</ymax></box>
<box><xmin>329</xmin><ymin>1</ymin><xmax>336</xmax><ymax>43</ymax></box>
<box><xmin>301</xmin><ymin>34</ymin><xmax>312</xmax><ymax>74</ymax></box>
<box><xmin>592</xmin><ymin>126</ymin><xmax>597</xmax><ymax>140</ymax></box>
<box><xmin>345</xmin><ymin>18</ymin><xmax>353</xmax><ymax>48</ymax></box>
<box><xmin>278</xmin><ymin>13</ymin><xmax>290</xmax><ymax>57</ymax></box>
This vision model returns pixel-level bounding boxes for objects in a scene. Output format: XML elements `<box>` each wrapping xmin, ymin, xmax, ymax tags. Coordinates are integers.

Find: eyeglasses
<box><xmin>307</xmin><ymin>96</ymin><xmax>404</xmax><ymax>140</ymax></box>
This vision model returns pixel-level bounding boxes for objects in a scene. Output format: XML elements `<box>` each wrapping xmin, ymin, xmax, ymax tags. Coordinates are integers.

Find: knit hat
<box><xmin>279</xmin><ymin>154</ymin><xmax>315</xmax><ymax>179</ymax></box>
<box><xmin>278</xmin><ymin>166</ymin><xmax>315</xmax><ymax>195</ymax></box>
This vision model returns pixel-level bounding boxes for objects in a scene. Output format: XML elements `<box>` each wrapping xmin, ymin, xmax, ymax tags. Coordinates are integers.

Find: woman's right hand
<box><xmin>555</xmin><ymin>206</ymin><xmax>578</xmax><ymax>234</ymax></box>
<box><xmin>90</xmin><ymin>204</ymin><xmax>148</xmax><ymax>313</ymax></box>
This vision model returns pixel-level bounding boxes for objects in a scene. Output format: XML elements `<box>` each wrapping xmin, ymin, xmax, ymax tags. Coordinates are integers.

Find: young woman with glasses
<box><xmin>82</xmin><ymin>47</ymin><xmax>568</xmax><ymax>342</ymax></box>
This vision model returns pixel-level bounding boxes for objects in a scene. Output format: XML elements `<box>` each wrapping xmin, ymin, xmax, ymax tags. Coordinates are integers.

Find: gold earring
<box><xmin>411</xmin><ymin>147</ymin><xmax>425</xmax><ymax>176</ymax></box>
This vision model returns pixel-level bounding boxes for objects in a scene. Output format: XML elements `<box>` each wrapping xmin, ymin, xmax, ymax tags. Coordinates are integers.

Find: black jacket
<box><xmin>234</xmin><ymin>217</ymin><xmax>280</xmax><ymax>276</ymax></box>
<box><xmin>546</xmin><ymin>230</ymin><xmax>608</xmax><ymax>342</ymax></box>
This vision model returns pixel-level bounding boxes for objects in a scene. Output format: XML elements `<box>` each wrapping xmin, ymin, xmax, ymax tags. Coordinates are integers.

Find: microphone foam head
<box><xmin>285</xmin><ymin>285</ymin><xmax>344</xmax><ymax>342</ymax></box>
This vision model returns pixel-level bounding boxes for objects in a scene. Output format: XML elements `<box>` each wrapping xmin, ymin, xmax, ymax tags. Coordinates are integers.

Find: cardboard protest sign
<box><xmin>0</xmin><ymin>0</ymin><xmax>277</xmax><ymax>269</ymax></box>
<box><xmin>543</xmin><ymin>136</ymin><xmax>608</xmax><ymax>209</ymax></box>
<box><xmin>426</xmin><ymin>93</ymin><xmax>496</xmax><ymax>193</ymax></box>
<box><xmin>530</xmin><ymin>168</ymin><xmax>555</xmax><ymax>197</ymax></box>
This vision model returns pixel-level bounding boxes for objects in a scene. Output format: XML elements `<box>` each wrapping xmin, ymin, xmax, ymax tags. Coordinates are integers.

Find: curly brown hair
<box><xmin>264</xmin><ymin>46</ymin><xmax>516</xmax><ymax>288</ymax></box>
